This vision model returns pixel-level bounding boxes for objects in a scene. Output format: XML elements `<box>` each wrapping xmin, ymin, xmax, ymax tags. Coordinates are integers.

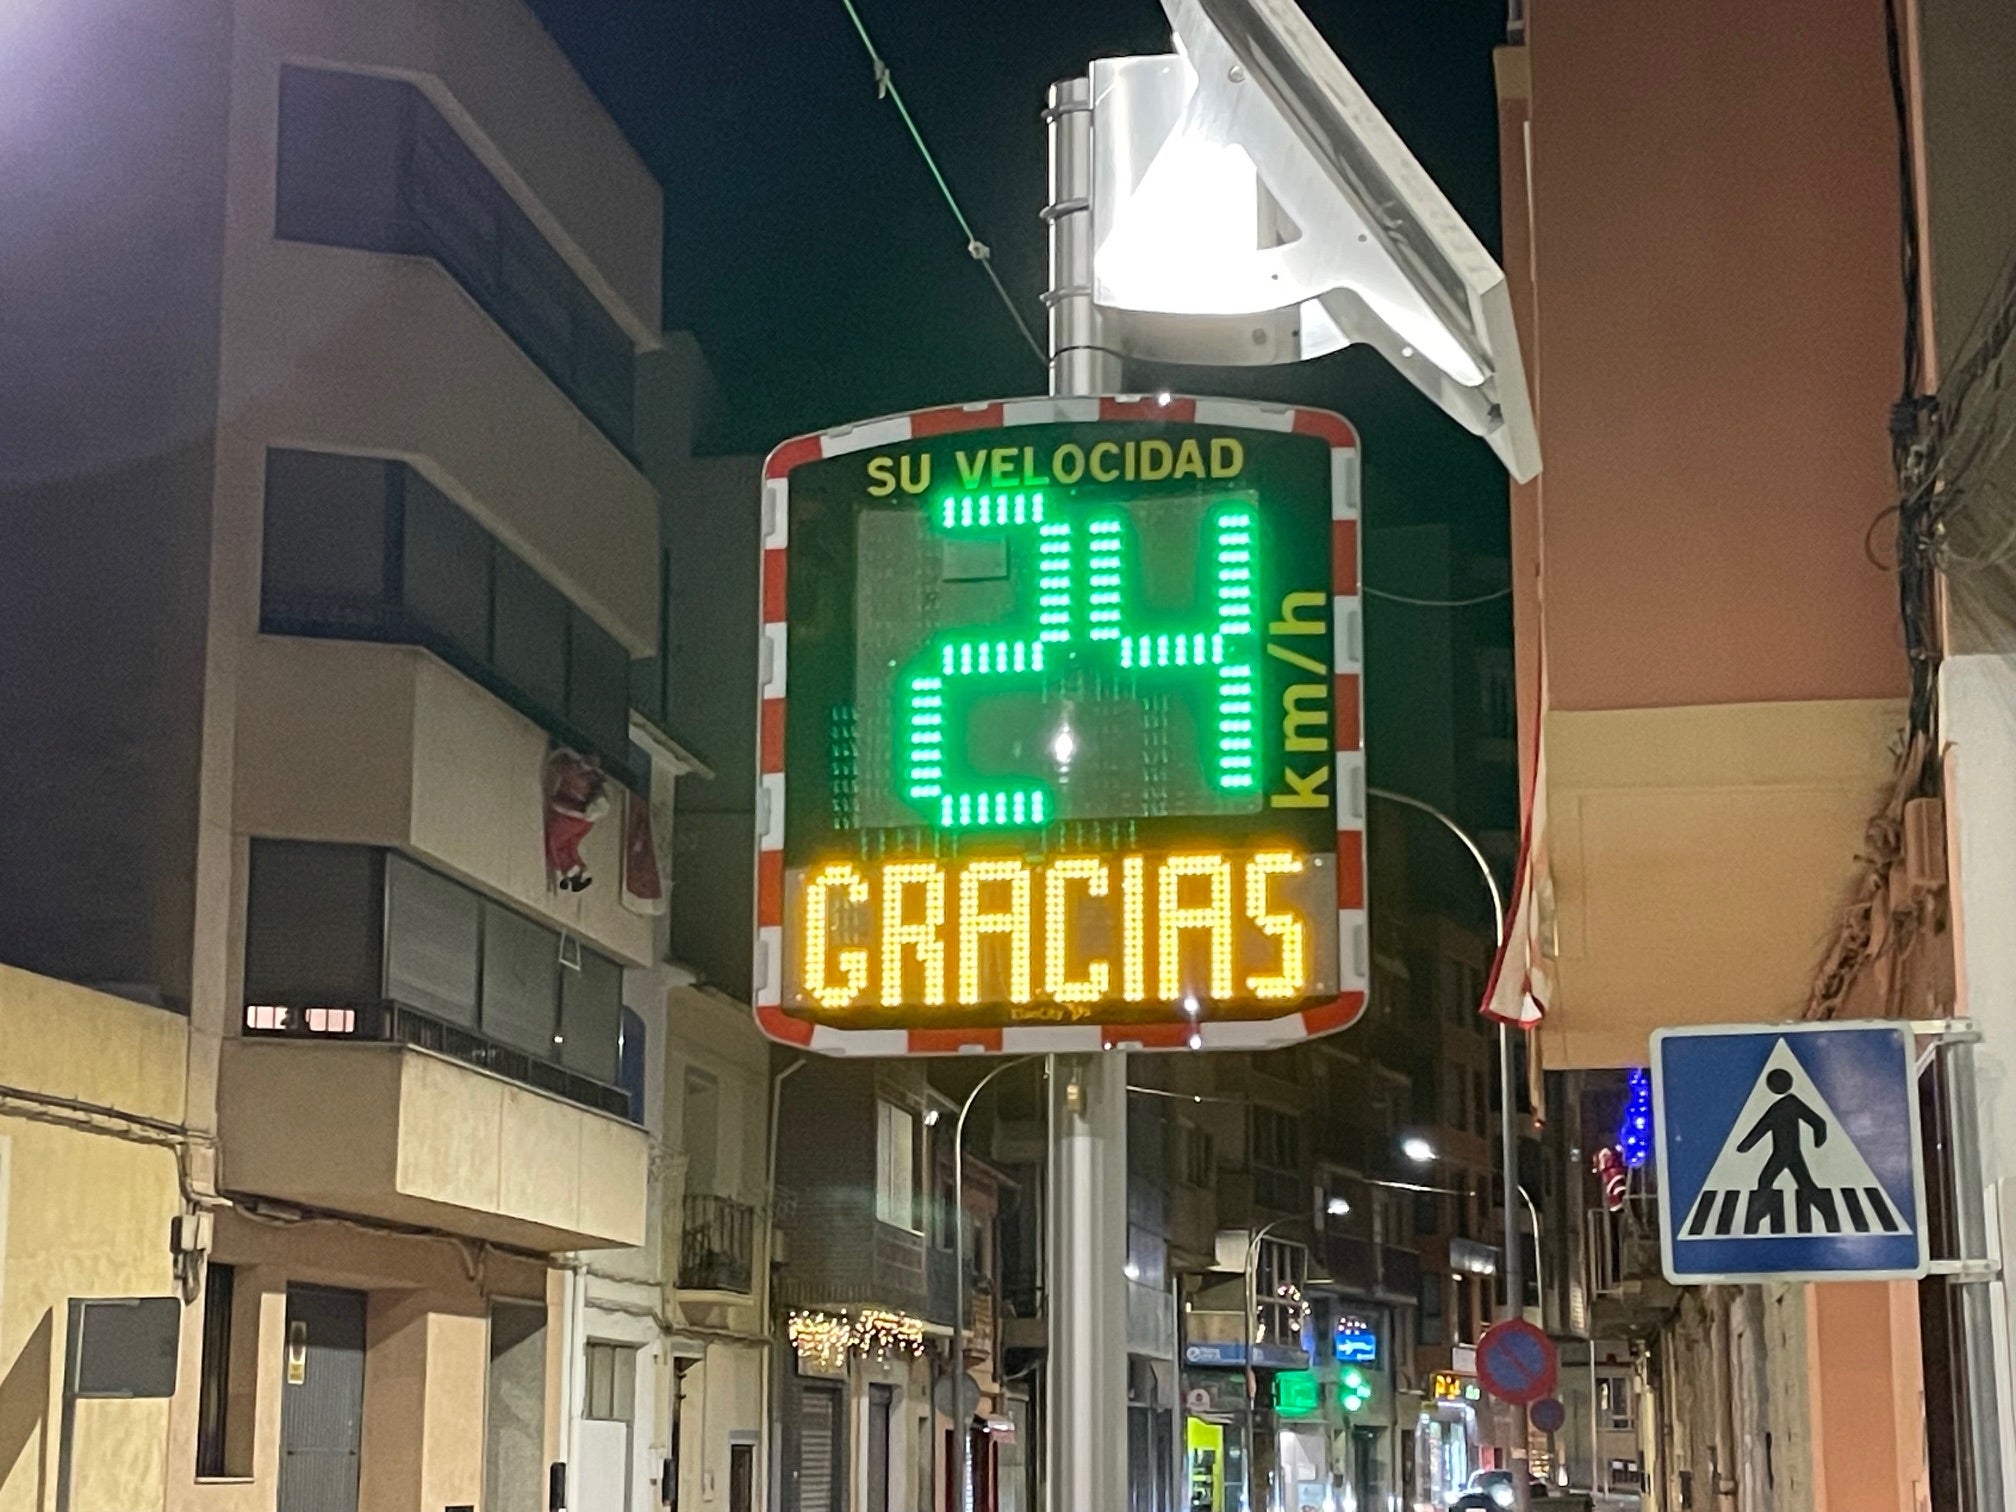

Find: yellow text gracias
<box><xmin>794</xmin><ymin>850</ymin><xmax>1316</xmax><ymax>1014</ymax></box>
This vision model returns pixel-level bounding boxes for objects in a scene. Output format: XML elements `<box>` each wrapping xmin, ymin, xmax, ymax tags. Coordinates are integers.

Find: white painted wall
<box><xmin>1935</xmin><ymin>653</ymin><xmax>2016</xmax><ymax>1504</ymax></box>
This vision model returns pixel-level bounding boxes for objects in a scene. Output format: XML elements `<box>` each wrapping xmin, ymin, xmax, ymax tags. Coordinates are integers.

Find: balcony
<box><xmin>1317</xmin><ymin>1233</ymin><xmax>1424</xmax><ymax>1304</ymax></box>
<box><xmin>774</xmin><ymin>1190</ymin><xmax>932</xmax><ymax>1319</ymax></box>
<box><xmin>679</xmin><ymin>1194</ymin><xmax>756</xmax><ymax>1294</ymax></box>
<box><xmin>225</xmin><ymin>245</ymin><xmax>658</xmax><ymax>652</ymax></box>
<box><xmin>217</xmin><ymin>1034</ymin><xmax>647</xmax><ymax>1252</ymax></box>
<box><xmin>244</xmin><ymin>1000</ymin><xmax>627</xmax><ymax>1118</ymax></box>
<box><xmin>1586</xmin><ymin>1194</ymin><xmax>1677</xmax><ymax>1337</ymax></box>
<box><xmin>235</xmin><ymin>636</ymin><xmax>652</xmax><ymax>966</ymax></box>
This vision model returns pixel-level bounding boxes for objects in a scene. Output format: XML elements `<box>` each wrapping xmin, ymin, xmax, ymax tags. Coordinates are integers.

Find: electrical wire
<box><xmin>833</xmin><ymin>0</ymin><xmax>1047</xmax><ymax>367</ymax></box>
<box><xmin>1363</xmin><ymin>584</ymin><xmax>1512</xmax><ymax>608</ymax></box>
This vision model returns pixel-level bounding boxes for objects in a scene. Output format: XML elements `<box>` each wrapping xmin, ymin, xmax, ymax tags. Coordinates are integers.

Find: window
<box><xmin>1413</xmin><ymin>1191</ymin><xmax>1440</xmax><ymax>1239</ymax></box>
<box><xmin>584</xmin><ymin>1342</ymin><xmax>636</xmax><ymax>1422</ymax></box>
<box><xmin>275</xmin><ymin>67</ymin><xmax>636</xmax><ymax>452</ymax></box>
<box><xmin>1442</xmin><ymin>960</ymin><xmax>1483</xmax><ymax>1024</ymax></box>
<box><xmin>1125</xmin><ymin>1226</ymin><xmax>1167</xmax><ymax>1290</ymax></box>
<box><xmin>1599</xmin><ymin>1375</ymin><xmax>1634</xmax><ymax>1429</ymax></box>
<box><xmin>875</xmin><ymin>1101</ymin><xmax>918</xmax><ymax>1231</ymax></box>
<box><xmin>385</xmin><ymin>854</ymin><xmax>481</xmax><ymax>1027</ymax></box>
<box><xmin>243</xmin><ymin>843</ymin><xmax>384</xmax><ymax>1007</ymax></box>
<box><xmin>260</xmin><ymin>449</ymin><xmax>640</xmax><ymax>782</ymax></box>
<box><xmin>493</xmin><ymin>551</ymin><xmax>570</xmax><ymax>716</ymax></box>
<box><xmin>403</xmin><ymin>471</ymin><xmax>491</xmax><ymax>666</ymax></box>
<box><xmin>1179</xmin><ymin>1123</ymin><xmax>1214</xmax><ymax>1188</ymax></box>
<box><xmin>617</xmin><ymin>1007</ymin><xmax>647</xmax><ymax>1125</ymax></box>
<box><xmin>195</xmin><ymin>1263</ymin><xmax>251</xmax><ymax>1478</ymax></box>
<box><xmin>559</xmin><ymin>950</ymin><xmax>622</xmax><ymax>1083</ymax></box>
<box><xmin>243</xmin><ymin>841</ymin><xmax>630</xmax><ymax>1114</ymax></box>
<box><xmin>683</xmin><ymin>1068</ymin><xmax>720</xmax><ymax>1196</ymax></box>
<box><xmin>1419</xmin><ymin>1282</ymin><xmax>1451</xmax><ymax>1346</ymax></box>
<box><xmin>1251</xmin><ymin>1106</ymin><xmax>1301</xmax><ymax>1210</ymax></box>
<box><xmin>481</xmin><ymin>904</ymin><xmax>560</xmax><ymax>1056</ymax></box>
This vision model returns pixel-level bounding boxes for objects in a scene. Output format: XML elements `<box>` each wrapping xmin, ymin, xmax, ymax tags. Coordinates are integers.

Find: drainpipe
<box><xmin>555</xmin><ymin>1257</ymin><xmax>589</xmax><ymax>1509</ymax></box>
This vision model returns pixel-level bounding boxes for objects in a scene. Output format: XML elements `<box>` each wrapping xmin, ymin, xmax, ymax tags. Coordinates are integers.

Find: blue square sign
<box><xmin>1651</xmin><ymin>1022</ymin><xmax>1927</xmax><ymax>1283</ymax></box>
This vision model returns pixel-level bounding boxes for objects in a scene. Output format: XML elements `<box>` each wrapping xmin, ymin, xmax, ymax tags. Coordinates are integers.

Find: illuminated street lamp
<box><xmin>1087</xmin><ymin>0</ymin><xmax>1541</xmax><ymax>482</ymax></box>
<box><xmin>1402</xmin><ymin>1136</ymin><xmax>1437</xmax><ymax>1166</ymax></box>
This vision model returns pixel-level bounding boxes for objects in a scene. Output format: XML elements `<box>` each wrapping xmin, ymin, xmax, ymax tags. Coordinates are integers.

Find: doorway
<box><xmin>792</xmin><ymin>1380</ymin><xmax>844</xmax><ymax>1512</ymax></box>
<box><xmin>486</xmin><ymin>1302</ymin><xmax>547</xmax><ymax>1512</ymax></box>
<box><xmin>579</xmin><ymin>1340</ymin><xmax>638</xmax><ymax>1512</ymax></box>
<box><xmin>867</xmin><ymin>1384</ymin><xmax>894</xmax><ymax>1512</ymax></box>
<box><xmin>278</xmin><ymin>1285</ymin><xmax>366</xmax><ymax>1512</ymax></box>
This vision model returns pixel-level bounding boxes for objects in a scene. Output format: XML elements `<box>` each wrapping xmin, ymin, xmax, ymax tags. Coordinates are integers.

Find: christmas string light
<box><xmin>787</xmin><ymin>1309</ymin><xmax>930</xmax><ymax>1371</ymax></box>
<box><xmin>787</xmin><ymin>1311</ymin><xmax>853</xmax><ymax>1374</ymax></box>
<box><xmin>854</xmin><ymin>1309</ymin><xmax>928</xmax><ymax>1362</ymax></box>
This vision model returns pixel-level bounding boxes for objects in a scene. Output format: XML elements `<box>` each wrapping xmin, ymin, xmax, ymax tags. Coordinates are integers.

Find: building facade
<box><xmin>0</xmin><ymin>0</ymin><xmax>685</xmax><ymax>1504</ymax></box>
<box><xmin>1498</xmin><ymin>0</ymin><xmax>2016</xmax><ymax>1506</ymax></box>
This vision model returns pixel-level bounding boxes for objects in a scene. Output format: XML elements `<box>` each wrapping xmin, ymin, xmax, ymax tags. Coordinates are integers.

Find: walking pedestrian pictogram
<box><xmin>1653</xmin><ymin>1022</ymin><xmax>1926</xmax><ymax>1282</ymax></box>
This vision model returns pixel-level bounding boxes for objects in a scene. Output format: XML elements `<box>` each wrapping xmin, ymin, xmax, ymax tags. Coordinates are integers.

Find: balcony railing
<box><xmin>243</xmin><ymin>1001</ymin><xmax>629</xmax><ymax>1118</ymax></box>
<box><xmin>679</xmin><ymin>1194</ymin><xmax>756</xmax><ymax>1294</ymax></box>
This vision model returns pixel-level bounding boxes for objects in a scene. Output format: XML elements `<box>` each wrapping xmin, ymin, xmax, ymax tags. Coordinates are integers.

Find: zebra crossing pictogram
<box><xmin>1679</xmin><ymin>1040</ymin><xmax>1901</xmax><ymax>1237</ymax></box>
<box><xmin>1653</xmin><ymin>1021</ymin><xmax>1926</xmax><ymax>1283</ymax></box>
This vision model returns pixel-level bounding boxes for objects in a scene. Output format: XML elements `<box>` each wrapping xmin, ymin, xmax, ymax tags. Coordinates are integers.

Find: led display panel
<box><xmin>754</xmin><ymin>397</ymin><xmax>1366</xmax><ymax>1054</ymax></box>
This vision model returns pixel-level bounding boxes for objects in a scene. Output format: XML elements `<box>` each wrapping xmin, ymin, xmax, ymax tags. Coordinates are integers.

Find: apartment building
<box><xmin>1495</xmin><ymin>0</ymin><xmax>2013</xmax><ymax>1505</ymax></box>
<box><xmin>0</xmin><ymin>0</ymin><xmax>675</xmax><ymax>1505</ymax></box>
<box><xmin>768</xmin><ymin>1059</ymin><xmax>968</xmax><ymax>1512</ymax></box>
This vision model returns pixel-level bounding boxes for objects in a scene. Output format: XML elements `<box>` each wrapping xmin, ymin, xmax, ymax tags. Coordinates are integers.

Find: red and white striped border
<box><xmin>751</xmin><ymin>394</ymin><xmax>1367</xmax><ymax>1056</ymax></box>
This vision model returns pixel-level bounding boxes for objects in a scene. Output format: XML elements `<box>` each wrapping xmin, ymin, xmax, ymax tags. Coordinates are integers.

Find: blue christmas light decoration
<box><xmin>1619</xmin><ymin>1066</ymin><xmax>1653</xmax><ymax>1169</ymax></box>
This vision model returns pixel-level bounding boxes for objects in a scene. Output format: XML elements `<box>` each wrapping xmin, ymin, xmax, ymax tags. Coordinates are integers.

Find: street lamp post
<box><xmin>1364</xmin><ymin>789</ymin><xmax>1516</xmax><ymax>1311</ymax></box>
<box><xmin>951</xmin><ymin>1058</ymin><xmax>1037</xmax><ymax>1512</ymax></box>
<box><xmin>1243</xmin><ymin>1217</ymin><xmax>1292</xmax><ymax>1512</ymax></box>
<box><xmin>1366</xmin><ymin>786</ymin><xmax>1531</xmax><ymax>1506</ymax></box>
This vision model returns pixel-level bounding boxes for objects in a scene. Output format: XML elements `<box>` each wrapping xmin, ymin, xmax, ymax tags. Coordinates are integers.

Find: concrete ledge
<box><xmin>218</xmin><ymin>1037</ymin><xmax>647</xmax><ymax>1251</ymax></box>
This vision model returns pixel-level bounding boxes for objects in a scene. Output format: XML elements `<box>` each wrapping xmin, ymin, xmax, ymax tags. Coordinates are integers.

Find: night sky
<box><xmin>525</xmin><ymin>0</ymin><xmax>1512</xmax><ymax>555</ymax></box>
<box><xmin>531</xmin><ymin>0</ymin><xmax>1520</xmax><ymax>880</ymax></box>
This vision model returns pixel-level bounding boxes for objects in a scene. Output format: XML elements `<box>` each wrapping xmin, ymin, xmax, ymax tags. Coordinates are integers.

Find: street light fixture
<box><xmin>1401</xmin><ymin>1136</ymin><xmax>1437</xmax><ymax>1166</ymax></box>
<box><xmin>949</xmin><ymin>1057</ymin><xmax>1038</xmax><ymax>1512</ymax></box>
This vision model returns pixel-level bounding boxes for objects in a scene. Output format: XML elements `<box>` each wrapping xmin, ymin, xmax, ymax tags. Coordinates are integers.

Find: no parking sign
<box><xmin>1475</xmin><ymin>1319</ymin><xmax>1557</xmax><ymax>1406</ymax></box>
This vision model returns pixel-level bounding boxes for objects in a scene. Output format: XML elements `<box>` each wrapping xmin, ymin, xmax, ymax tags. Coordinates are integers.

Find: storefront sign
<box><xmin>1183</xmin><ymin>1340</ymin><xmax>1310</xmax><ymax>1370</ymax></box>
<box><xmin>1429</xmin><ymin>1371</ymin><xmax>1482</xmax><ymax>1404</ymax></box>
<box><xmin>1333</xmin><ymin>1313</ymin><xmax>1379</xmax><ymax>1364</ymax></box>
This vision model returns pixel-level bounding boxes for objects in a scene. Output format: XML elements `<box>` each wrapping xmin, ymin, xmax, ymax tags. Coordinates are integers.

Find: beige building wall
<box><xmin>1504</xmin><ymin>6</ymin><xmax>1936</xmax><ymax>1509</ymax></box>
<box><xmin>0</xmin><ymin>967</ymin><xmax>190</xmax><ymax>1512</ymax></box>
<box><xmin>234</xmin><ymin>638</ymin><xmax>655</xmax><ymax>967</ymax></box>
<box><xmin>1505</xmin><ymin>0</ymin><xmax>1915</xmax><ymax>1068</ymax></box>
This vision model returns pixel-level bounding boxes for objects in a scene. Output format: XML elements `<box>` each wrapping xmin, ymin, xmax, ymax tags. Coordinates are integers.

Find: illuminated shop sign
<box><xmin>1430</xmin><ymin>1372</ymin><xmax>1483</xmax><ymax>1404</ymax></box>
<box><xmin>754</xmin><ymin>402</ymin><xmax>1366</xmax><ymax>1052</ymax></box>
<box><xmin>1334</xmin><ymin>1314</ymin><xmax>1379</xmax><ymax>1365</ymax></box>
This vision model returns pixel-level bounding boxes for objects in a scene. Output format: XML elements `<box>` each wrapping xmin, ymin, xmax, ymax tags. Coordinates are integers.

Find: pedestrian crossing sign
<box><xmin>1651</xmin><ymin>1022</ymin><xmax>1927</xmax><ymax>1283</ymax></box>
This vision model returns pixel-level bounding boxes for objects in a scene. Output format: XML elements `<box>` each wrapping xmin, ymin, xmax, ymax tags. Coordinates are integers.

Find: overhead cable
<box><xmin>1363</xmin><ymin>584</ymin><xmax>1512</xmax><ymax>608</ymax></box>
<box><xmin>833</xmin><ymin>0</ymin><xmax>1047</xmax><ymax>366</ymax></box>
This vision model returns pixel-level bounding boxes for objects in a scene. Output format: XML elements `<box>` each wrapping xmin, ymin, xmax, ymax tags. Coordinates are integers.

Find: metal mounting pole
<box><xmin>1042</xmin><ymin>74</ymin><xmax>1128</xmax><ymax>1512</ymax></box>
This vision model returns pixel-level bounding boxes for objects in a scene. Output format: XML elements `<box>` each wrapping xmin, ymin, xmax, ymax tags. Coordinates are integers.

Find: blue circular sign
<box><xmin>1475</xmin><ymin>1319</ymin><xmax>1557</xmax><ymax>1406</ymax></box>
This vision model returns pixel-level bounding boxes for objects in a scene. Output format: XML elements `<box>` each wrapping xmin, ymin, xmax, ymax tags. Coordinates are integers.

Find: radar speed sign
<box><xmin>753</xmin><ymin>395</ymin><xmax>1366</xmax><ymax>1055</ymax></box>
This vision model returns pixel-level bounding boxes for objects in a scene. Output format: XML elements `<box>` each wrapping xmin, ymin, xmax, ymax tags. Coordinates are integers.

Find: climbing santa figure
<box><xmin>543</xmin><ymin>748</ymin><xmax>610</xmax><ymax>893</ymax></box>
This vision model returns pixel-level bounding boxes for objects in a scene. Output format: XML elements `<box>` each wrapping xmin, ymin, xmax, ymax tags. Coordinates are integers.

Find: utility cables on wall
<box><xmin>833</xmin><ymin>0</ymin><xmax>1047</xmax><ymax>366</ymax></box>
